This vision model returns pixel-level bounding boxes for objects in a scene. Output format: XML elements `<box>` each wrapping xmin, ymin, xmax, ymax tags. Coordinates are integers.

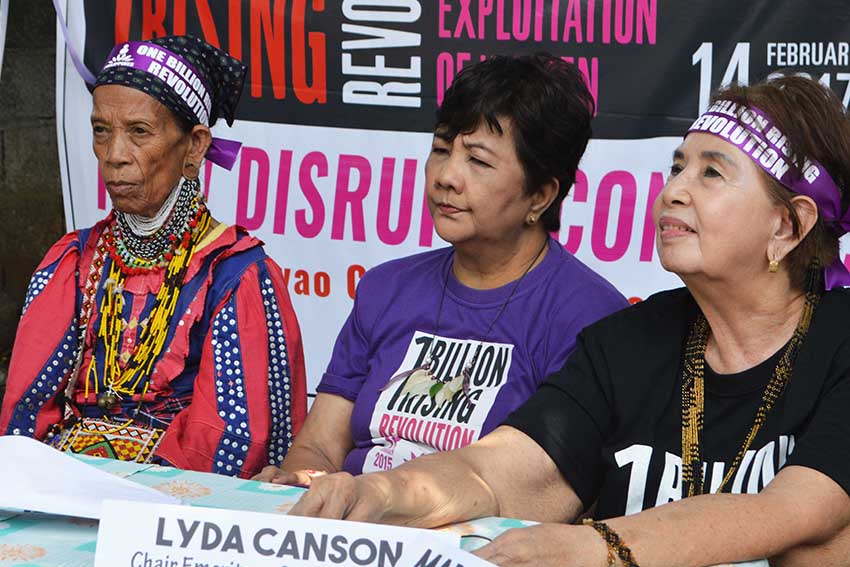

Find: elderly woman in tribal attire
<box><xmin>289</xmin><ymin>76</ymin><xmax>850</xmax><ymax>566</ymax></box>
<box><xmin>0</xmin><ymin>35</ymin><xmax>307</xmax><ymax>479</ymax></box>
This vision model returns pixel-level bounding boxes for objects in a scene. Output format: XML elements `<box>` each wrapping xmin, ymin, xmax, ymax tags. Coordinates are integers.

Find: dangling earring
<box><xmin>768</xmin><ymin>258</ymin><xmax>779</xmax><ymax>273</ymax></box>
<box><xmin>182</xmin><ymin>175</ymin><xmax>201</xmax><ymax>197</ymax></box>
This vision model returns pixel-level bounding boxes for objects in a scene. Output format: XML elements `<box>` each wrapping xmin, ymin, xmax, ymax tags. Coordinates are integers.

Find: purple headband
<box><xmin>687</xmin><ymin>100</ymin><xmax>850</xmax><ymax>289</ymax></box>
<box><xmin>101</xmin><ymin>42</ymin><xmax>242</xmax><ymax>170</ymax></box>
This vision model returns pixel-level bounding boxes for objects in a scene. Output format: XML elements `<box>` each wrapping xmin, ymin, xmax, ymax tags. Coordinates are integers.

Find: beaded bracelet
<box><xmin>582</xmin><ymin>518</ymin><xmax>640</xmax><ymax>567</ymax></box>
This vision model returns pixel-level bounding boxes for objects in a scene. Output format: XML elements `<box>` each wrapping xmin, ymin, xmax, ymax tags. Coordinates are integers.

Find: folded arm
<box><xmin>772</xmin><ymin>516</ymin><xmax>850</xmax><ymax>567</ymax></box>
<box><xmin>600</xmin><ymin>465</ymin><xmax>850</xmax><ymax>566</ymax></box>
<box><xmin>473</xmin><ymin>463</ymin><xmax>850</xmax><ymax>567</ymax></box>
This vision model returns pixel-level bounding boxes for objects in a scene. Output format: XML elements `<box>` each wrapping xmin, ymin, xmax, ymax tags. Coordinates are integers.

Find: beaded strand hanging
<box><xmin>86</xmin><ymin>178</ymin><xmax>211</xmax><ymax>411</ymax></box>
<box><xmin>680</xmin><ymin>282</ymin><xmax>820</xmax><ymax>497</ymax></box>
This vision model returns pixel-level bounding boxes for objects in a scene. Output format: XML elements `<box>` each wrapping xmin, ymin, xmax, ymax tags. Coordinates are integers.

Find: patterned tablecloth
<box><xmin>0</xmin><ymin>455</ymin><xmax>530</xmax><ymax>566</ymax></box>
<box><xmin>0</xmin><ymin>455</ymin><xmax>768</xmax><ymax>567</ymax></box>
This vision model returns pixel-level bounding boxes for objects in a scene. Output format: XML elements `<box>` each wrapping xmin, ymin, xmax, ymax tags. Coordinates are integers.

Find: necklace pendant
<box><xmin>407</xmin><ymin>367</ymin><xmax>434</xmax><ymax>384</ymax></box>
<box><xmin>440</xmin><ymin>373</ymin><xmax>466</xmax><ymax>404</ymax></box>
<box><xmin>381</xmin><ymin>356</ymin><xmax>434</xmax><ymax>392</ymax></box>
<box><xmin>97</xmin><ymin>391</ymin><xmax>121</xmax><ymax>411</ymax></box>
<box><xmin>398</xmin><ymin>368</ymin><xmax>437</xmax><ymax>397</ymax></box>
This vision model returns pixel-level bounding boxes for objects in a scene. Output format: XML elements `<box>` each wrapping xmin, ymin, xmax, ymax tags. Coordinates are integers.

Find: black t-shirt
<box><xmin>505</xmin><ymin>288</ymin><xmax>850</xmax><ymax>519</ymax></box>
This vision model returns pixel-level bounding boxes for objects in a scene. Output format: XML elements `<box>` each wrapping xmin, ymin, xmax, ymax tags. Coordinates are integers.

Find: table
<box><xmin>0</xmin><ymin>456</ymin><xmax>531</xmax><ymax>566</ymax></box>
<box><xmin>0</xmin><ymin>456</ymin><xmax>768</xmax><ymax>567</ymax></box>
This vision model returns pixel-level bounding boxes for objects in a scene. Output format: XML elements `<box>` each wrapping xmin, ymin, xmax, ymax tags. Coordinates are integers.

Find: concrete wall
<box><xmin>0</xmin><ymin>0</ymin><xmax>66</xmax><ymax>399</ymax></box>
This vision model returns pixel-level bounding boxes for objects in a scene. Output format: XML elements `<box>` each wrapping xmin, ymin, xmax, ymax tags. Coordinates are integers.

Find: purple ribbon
<box><xmin>825</xmin><ymin>258</ymin><xmax>850</xmax><ymax>289</ymax></box>
<box><xmin>52</xmin><ymin>0</ymin><xmax>97</xmax><ymax>85</ymax></box>
<box><xmin>688</xmin><ymin>101</ymin><xmax>850</xmax><ymax>289</ymax></box>
<box><xmin>206</xmin><ymin>137</ymin><xmax>242</xmax><ymax>171</ymax></box>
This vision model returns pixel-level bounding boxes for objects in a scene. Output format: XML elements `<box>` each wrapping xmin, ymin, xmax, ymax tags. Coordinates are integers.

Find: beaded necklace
<box><xmin>108</xmin><ymin>177</ymin><xmax>201</xmax><ymax>273</ymax></box>
<box><xmin>88</xmin><ymin>177</ymin><xmax>211</xmax><ymax>412</ymax></box>
<box><xmin>123</xmin><ymin>182</ymin><xmax>182</xmax><ymax>236</ymax></box>
<box><xmin>680</xmin><ymin>286</ymin><xmax>819</xmax><ymax>497</ymax></box>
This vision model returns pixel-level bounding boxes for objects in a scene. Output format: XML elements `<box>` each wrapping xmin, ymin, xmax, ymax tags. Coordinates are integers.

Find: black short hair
<box><xmin>435</xmin><ymin>53</ymin><xmax>595</xmax><ymax>232</ymax></box>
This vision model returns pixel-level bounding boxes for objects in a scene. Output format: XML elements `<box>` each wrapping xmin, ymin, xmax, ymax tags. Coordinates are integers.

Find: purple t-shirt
<box><xmin>317</xmin><ymin>238</ymin><xmax>628</xmax><ymax>474</ymax></box>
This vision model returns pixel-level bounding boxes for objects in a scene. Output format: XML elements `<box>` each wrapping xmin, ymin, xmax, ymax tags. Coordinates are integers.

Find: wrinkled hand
<box><xmin>472</xmin><ymin>523</ymin><xmax>608</xmax><ymax>567</ymax></box>
<box><xmin>251</xmin><ymin>466</ymin><xmax>327</xmax><ymax>487</ymax></box>
<box><xmin>288</xmin><ymin>472</ymin><xmax>391</xmax><ymax>522</ymax></box>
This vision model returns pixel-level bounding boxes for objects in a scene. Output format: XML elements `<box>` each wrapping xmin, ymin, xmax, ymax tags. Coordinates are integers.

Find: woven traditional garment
<box><xmin>1</xmin><ymin>220</ymin><xmax>307</xmax><ymax>478</ymax></box>
<box><xmin>50</xmin><ymin>418</ymin><xmax>164</xmax><ymax>463</ymax></box>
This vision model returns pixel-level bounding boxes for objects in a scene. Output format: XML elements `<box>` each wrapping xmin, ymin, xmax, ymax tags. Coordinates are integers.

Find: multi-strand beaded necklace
<box><xmin>680</xmin><ymin>284</ymin><xmax>820</xmax><ymax>497</ymax></box>
<box><xmin>86</xmin><ymin>177</ymin><xmax>211</xmax><ymax>412</ymax></box>
<box><xmin>106</xmin><ymin>177</ymin><xmax>203</xmax><ymax>273</ymax></box>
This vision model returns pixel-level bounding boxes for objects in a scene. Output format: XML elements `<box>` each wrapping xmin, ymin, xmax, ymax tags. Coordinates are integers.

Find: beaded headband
<box><xmin>687</xmin><ymin>100</ymin><xmax>850</xmax><ymax>289</ymax></box>
<box><xmin>97</xmin><ymin>39</ymin><xmax>243</xmax><ymax>171</ymax></box>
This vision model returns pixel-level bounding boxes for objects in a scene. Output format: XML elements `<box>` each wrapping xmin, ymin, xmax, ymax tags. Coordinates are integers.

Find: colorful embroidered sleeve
<box><xmin>154</xmin><ymin>258</ymin><xmax>307</xmax><ymax>478</ymax></box>
<box><xmin>0</xmin><ymin>232</ymin><xmax>84</xmax><ymax>438</ymax></box>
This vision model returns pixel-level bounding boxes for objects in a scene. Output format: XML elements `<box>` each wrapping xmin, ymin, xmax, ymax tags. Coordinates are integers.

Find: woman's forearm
<box><xmin>605</xmin><ymin>467</ymin><xmax>850</xmax><ymax>567</ymax></box>
<box><xmin>608</xmin><ymin>493</ymin><xmax>779</xmax><ymax>567</ymax></box>
<box><xmin>279</xmin><ymin>443</ymin><xmax>345</xmax><ymax>474</ymax></box>
<box><xmin>366</xmin><ymin>449</ymin><xmax>502</xmax><ymax>528</ymax></box>
<box><xmin>350</xmin><ymin>426</ymin><xmax>580</xmax><ymax>527</ymax></box>
<box><xmin>289</xmin><ymin>426</ymin><xmax>582</xmax><ymax>526</ymax></box>
<box><xmin>277</xmin><ymin>393</ymin><xmax>355</xmax><ymax>474</ymax></box>
<box><xmin>771</xmin><ymin>521</ymin><xmax>850</xmax><ymax>567</ymax></box>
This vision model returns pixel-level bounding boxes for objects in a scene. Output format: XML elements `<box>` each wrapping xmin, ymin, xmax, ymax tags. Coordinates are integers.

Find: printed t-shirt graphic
<box><xmin>364</xmin><ymin>332</ymin><xmax>513</xmax><ymax>472</ymax></box>
<box><xmin>315</xmin><ymin>239</ymin><xmax>629</xmax><ymax>475</ymax></box>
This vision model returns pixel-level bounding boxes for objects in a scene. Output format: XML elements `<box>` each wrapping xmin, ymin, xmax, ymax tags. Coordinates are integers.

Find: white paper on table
<box><xmin>0</xmin><ymin>435</ymin><xmax>180</xmax><ymax>519</ymax></box>
<box><xmin>97</xmin><ymin>500</ymin><xmax>498</xmax><ymax>567</ymax></box>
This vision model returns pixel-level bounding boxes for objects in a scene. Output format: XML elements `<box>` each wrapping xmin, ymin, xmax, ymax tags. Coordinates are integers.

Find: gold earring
<box><xmin>527</xmin><ymin>214</ymin><xmax>537</xmax><ymax>225</ymax></box>
<box><xmin>768</xmin><ymin>259</ymin><xmax>779</xmax><ymax>273</ymax></box>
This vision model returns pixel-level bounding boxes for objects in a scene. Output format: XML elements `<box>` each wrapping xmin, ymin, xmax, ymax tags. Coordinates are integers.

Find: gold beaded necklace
<box><xmin>87</xmin><ymin>205</ymin><xmax>211</xmax><ymax>412</ymax></box>
<box><xmin>680</xmin><ymin>288</ymin><xmax>819</xmax><ymax>497</ymax></box>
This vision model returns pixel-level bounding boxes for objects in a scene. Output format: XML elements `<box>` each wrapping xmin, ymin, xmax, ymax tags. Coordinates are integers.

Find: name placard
<box><xmin>95</xmin><ymin>500</ymin><xmax>496</xmax><ymax>567</ymax></box>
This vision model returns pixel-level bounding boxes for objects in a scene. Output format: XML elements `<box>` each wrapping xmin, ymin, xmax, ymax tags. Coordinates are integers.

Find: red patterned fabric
<box><xmin>1</xmin><ymin>220</ymin><xmax>307</xmax><ymax>478</ymax></box>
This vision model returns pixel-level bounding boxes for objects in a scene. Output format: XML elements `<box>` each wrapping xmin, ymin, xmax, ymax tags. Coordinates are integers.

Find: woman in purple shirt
<box><xmin>255</xmin><ymin>54</ymin><xmax>626</xmax><ymax>484</ymax></box>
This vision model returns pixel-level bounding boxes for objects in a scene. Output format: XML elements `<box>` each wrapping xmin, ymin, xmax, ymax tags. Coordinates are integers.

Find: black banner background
<box><xmin>82</xmin><ymin>0</ymin><xmax>850</xmax><ymax>138</ymax></box>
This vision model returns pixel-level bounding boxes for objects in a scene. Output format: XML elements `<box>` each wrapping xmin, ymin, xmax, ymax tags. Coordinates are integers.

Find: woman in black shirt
<box><xmin>289</xmin><ymin>76</ymin><xmax>850</xmax><ymax>567</ymax></box>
